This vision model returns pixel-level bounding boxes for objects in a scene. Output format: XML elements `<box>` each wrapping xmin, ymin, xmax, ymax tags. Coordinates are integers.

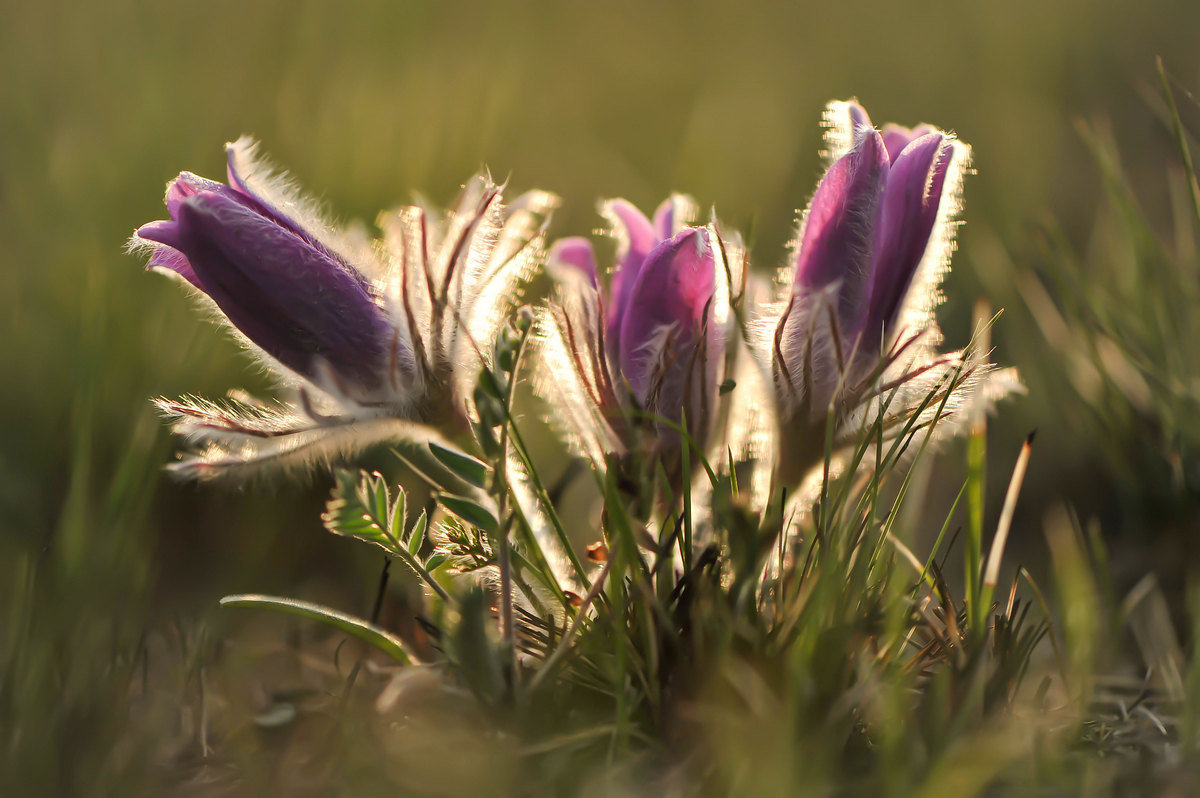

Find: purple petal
<box><xmin>222</xmin><ymin>142</ymin><xmax>356</xmax><ymax>278</ymax></box>
<box><xmin>652</xmin><ymin>196</ymin><xmax>678</xmax><ymax>241</ymax></box>
<box><xmin>136</xmin><ymin>219</ymin><xmax>183</xmax><ymax>250</ymax></box>
<box><xmin>863</xmin><ymin>132</ymin><xmax>953</xmax><ymax>351</ymax></box>
<box><xmin>136</xmin><ymin>220</ymin><xmax>205</xmax><ymax>290</ymax></box>
<box><xmin>166</xmin><ymin>172</ymin><xmax>225</xmax><ymax>218</ymax></box>
<box><xmin>174</xmin><ymin>191</ymin><xmax>392</xmax><ymax>390</ymax></box>
<box><xmin>844</xmin><ymin>101</ymin><xmax>873</xmax><ymax>132</ymax></box>
<box><xmin>617</xmin><ymin>228</ymin><xmax>716</xmax><ymax>419</ymax></box>
<box><xmin>225</xmin><ymin>143</ymin><xmax>257</xmax><ymax>199</ymax></box>
<box><xmin>164</xmin><ymin>168</ymin><xmax>325</xmax><ymax>264</ymax></box>
<box><xmin>823</xmin><ymin>101</ymin><xmax>876</xmax><ymax>162</ymax></box>
<box><xmin>792</xmin><ymin>126</ymin><xmax>889</xmax><ymax>332</ymax></box>
<box><xmin>603</xmin><ymin>199</ymin><xmax>658</xmax><ymax>358</ymax></box>
<box><xmin>150</xmin><ymin>246</ymin><xmax>202</xmax><ymax>290</ymax></box>
<box><xmin>547</xmin><ymin>237</ymin><xmax>598</xmax><ymax>286</ymax></box>
<box><xmin>881</xmin><ymin>123</ymin><xmax>938</xmax><ymax>164</ymax></box>
<box><xmin>223</xmin><ymin>141</ymin><xmax>306</xmax><ymax>234</ymax></box>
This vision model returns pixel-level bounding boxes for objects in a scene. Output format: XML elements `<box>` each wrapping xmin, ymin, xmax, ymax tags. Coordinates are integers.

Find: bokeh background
<box><xmin>4</xmin><ymin>0</ymin><xmax>1200</xmax><ymax>792</ymax></box>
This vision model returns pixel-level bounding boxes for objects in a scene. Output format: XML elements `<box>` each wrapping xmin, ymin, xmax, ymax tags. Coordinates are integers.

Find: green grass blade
<box><xmin>220</xmin><ymin>594</ymin><xmax>414</xmax><ymax>664</ymax></box>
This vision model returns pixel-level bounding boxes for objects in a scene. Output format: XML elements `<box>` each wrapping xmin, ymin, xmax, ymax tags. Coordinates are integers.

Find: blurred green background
<box><xmin>3</xmin><ymin>0</ymin><xmax>1200</xmax><ymax>792</ymax></box>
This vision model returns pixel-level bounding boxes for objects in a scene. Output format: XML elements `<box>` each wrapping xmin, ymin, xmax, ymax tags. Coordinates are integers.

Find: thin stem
<box><xmin>389</xmin><ymin>539</ymin><xmax>453</xmax><ymax>604</ymax></box>
<box><xmin>507</xmin><ymin>419</ymin><xmax>592</xmax><ymax>588</ymax></box>
<box><xmin>339</xmin><ymin>558</ymin><xmax>392</xmax><ymax>711</ymax></box>
<box><xmin>497</xmin><ymin>515</ymin><xmax>517</xmax><ymax>689</ymax></box>
<box><xmin>494</xmin><ymin>323</ymin><xmax>527</xmax><ymax>691</ymax></box>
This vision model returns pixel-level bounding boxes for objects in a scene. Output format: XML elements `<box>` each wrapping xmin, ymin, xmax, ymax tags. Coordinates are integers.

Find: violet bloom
<box><xmin>536</xmin><ymin>197</ymin><xmax>737</xmax><ymax>472</ymax></box>
<box><xmin>132</xmin><ymin>138</ymin><xmax>554</xmax><ymax>478</ymax></box>
<box><xmin>761</xmin><ymin>100</ymin><xmax>999</xmax><ymax>486</ymax></box>
<box><xmin>136</xmin><ymin>147</ymin><xmax>396</xmax><ymax>406</ymax></box>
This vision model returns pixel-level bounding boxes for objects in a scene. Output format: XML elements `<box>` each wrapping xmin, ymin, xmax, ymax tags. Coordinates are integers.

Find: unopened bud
<box><xmin>515</xmin><ymin>305</ymin><xmax>535</xmax><ymax>333</ymax></box>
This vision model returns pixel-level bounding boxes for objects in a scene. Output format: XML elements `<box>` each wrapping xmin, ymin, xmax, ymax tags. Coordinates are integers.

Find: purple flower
<box><xmin>537</xmin><ymin>197</ymin><xmax>733</xmax><ymax>467</ymax></box>
<box><xmin>762</xmin><ymin>100</ymin><xmax>982</xmax><ymax>485</ymax></box>
<box><xmin>135</xmin><ymin>158</ymin><xmax>397</xmax><ymax>404</ymax></box>
<box><xmin>132</xmin><ymin>138</ymin><xmax>555</xmax><ymax>478</ymax></box>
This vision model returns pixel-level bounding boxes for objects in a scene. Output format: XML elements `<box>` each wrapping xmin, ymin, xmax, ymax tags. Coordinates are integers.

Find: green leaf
<box><xmin>426</xmin><ymin>551</ymin><xmax>450</xmax><ymax>571</ymax></box>
<box><xmin>408</xmin><ymin>509</ymin><xmax>428</xmax><ymax>556</ymax></box>
<box><xmin>220</xmin><ymin>594</ymin><xmax>413</xmax><ymax>664</ymax></box>
<box><xmin>438</xmin><ymin>494</ymin><xmax>499</xmax><ymax>533</ymax></box>
<box><xmin>428</xmin><ymin>441</ymin><xmax>491</xmax><ymax>488</ymax></box>
<box><xmin>390</xmin><ymin>483</ymin><xmax>406</xmax><ymax>543</ymax></box>
<box><xmin>371</xmin><ymin>471</ymin><xmax>390</xmax><ymax>531</ymax></box>
<box><xmin>320</xmin><ymin>471</ymin><xmax>453</xmax><ymax>604</ymax></box>
<box><xmin>322</xmin><ymin>469</ymin><xmax>409</xmax><ymax>555</ymax></box>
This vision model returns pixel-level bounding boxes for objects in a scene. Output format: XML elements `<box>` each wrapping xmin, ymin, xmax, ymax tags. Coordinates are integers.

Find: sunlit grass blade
<box><xmin>219</xmin><ymin>594</ymin><xmax>415</xmax><ymax>664</ymax></box>
<box><xmin>981</xmin><ymin>431</ymin><xmax>1036</xmax><ymax>605</ymax></box>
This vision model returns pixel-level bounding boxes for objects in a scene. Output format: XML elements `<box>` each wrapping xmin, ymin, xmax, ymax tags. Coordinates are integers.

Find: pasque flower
<box><xmin>536</xmin><ymin>197</ymin><xmax>737</xmax><ymax>474</ymax></box>
<box><xmin>761</xmin><ymin>100</ymin><xmax>1001</xmax><ymax>487</ymax></box>
<box><xmin>132</xmin><ymin>138</ymin><xmax>553</xmax><ymax>478</ymax></box>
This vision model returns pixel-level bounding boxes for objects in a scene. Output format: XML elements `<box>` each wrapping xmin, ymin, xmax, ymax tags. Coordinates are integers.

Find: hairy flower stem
<box><xmin>497</xmin><ymin>515</ymin><xmax>516</xmax><ymax>692</ymax></box>
<box><xmin>506</xmin><ymin>418</ymin><xmax>592</xmax><ymax>589</ymax></box>
<box><xmin>390</xmin><ymin>534</ymin><xmax>454</xmax><ymax>604</ymax></box>
<box><xmin>966</xmin><ymin>307</ymin><xmax>992</xmax><ymax>647</ymax></box>
<box><xmin>337</xmin><ymin>558</ymin><xmax>392</xmax><ymax>712</ymax></box>
<box><xmin>772</xmin><ymin>416</ymin><xmax>834</xmax><ymax>494</ymax></box>
<box><xmin>495</xmin><ymin>325</ymin><xmax>529</xmax><ymax>692</ymax></box>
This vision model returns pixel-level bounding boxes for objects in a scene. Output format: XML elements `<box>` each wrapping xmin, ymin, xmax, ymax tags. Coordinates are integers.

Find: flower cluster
<box><xmin>133</xmin><ymin>100</ymin><xmax>1009</xmax><ymax>494</ymax></box>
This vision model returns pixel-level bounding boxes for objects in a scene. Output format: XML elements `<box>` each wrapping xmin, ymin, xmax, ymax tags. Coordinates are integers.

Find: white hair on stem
<box><xmin>506</xmin><ymin>450</ymin><xmax>583</xmax><ymax>597</ymax></box>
